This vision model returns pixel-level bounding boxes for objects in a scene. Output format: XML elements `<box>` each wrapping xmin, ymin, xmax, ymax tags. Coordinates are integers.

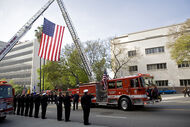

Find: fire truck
<box><xmin>68</xmin><ymin>73</ymin><xmax>160</xmax><ymax>111</ymax></box>
<box><xmin>0</xmin><ymin>81</ymin><xmax>14</xmax><ymax>120</ymax></box>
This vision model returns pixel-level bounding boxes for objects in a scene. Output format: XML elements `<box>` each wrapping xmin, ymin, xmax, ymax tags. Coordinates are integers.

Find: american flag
<box><xmin>102</xmin><ymin>69</ymin><xmax>108</xmax><ymax>90</ymax></box>
<box><xmin>38</xmin><ymin>18</ymin><xmax>65</xmax><ymax>61</ymax></box>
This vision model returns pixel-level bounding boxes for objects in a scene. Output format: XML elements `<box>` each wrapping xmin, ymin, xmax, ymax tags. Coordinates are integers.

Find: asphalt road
<box><xmin>1</xmin><ymin>94</ymin><xmax>190</xmax><ymax>127</ymax></box>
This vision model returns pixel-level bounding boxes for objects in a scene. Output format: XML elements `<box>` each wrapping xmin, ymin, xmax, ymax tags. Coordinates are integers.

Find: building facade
<box><xmin>112</xmin><ymin>23</ymin><xmax>190</xmax><ymax>92</ymax></box>
<box><xmin>0</xmin><ymin>40</ymin><xmax>40</xmax><ymax>92</ymax></box>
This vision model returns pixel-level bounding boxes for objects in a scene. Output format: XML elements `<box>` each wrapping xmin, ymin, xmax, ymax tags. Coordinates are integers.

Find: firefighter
<box><xmin>41</xmin><ymin>93</ymin><xmax>48</xmax><ymax>119</ymax></box>
<box><xmin>64</xmin><ymin>91</ymin><xmax>72</xmax><ymax>122</ymax></box>
<box><xmin>16</xmin><ymin>94</ymin><xmax>21</xmax><ymax>115</ymax></box>
<box><xmin>56</xmin><ymin>92</ymin><xmax>64</xmax><ymax>121</ymax></box>
<box><xmin>24</xmin><ymin>94</ymin><xmax>30</xmax><ymax>116</ymax></box>
<box><xmin>54</xmin><ymin>92</ymin><xmax>57</xmax><ymax>104</ymax></box>
<box><xmin>20</xmin><ymin>94</ymin><xmax>25</xmax><ymax>116</ymax></box>
<box><xmin>73</xmin><ymin>93</ymin><xmax>79</xmax><ymax>110</ymax></box>
<box><xmin>81</xmin><ymin>89</ymin><xmax>93</xmax><ymax>125</ymax></box>
<box><xmin>13</xmin><ymin>95</ymin><xmax>17</xmax><ymax>114</ymax></box>
<box><xmin>29</xmin><ymin>93</ymin><xmax>34</xmax><ymax>117</ymax></box>
<box><xmin>34</xmin><ymin>93</ymin><xmax>41</xmax><ymax>118</ymax></box>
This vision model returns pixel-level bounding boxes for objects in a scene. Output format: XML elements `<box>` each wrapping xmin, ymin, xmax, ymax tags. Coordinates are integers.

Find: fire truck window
<box><xmin>130</xmin><ymin>78</ymin><xmax>140</xmax><ymax>87</ymax></box>
<box><xmin>0</xmin><ymin>86</ymin><xmax>12</xmax><ymax>98</ymax></box>
<box><xmin>130</xmin><ymin>79</ymin><xmax>135</xmax><ymax>87</ymax></box>
<box><xmin>117</xmin><ymin>81</ymin><xmax>123</xmax><ymax>88</ymax></box>
<box><xmin>135</xmin><ymin>78</ymin><xmax>140</xmax><ymax>87</ymax></box>
<box><xmin>140</xmin><ymin>77</ymin><xmax>146</xmax><ymax>87</ymax></box>
<box><xmin>108</xmin><ymin>82</ymin><xmax>115</xmax><ymax>89</ymax></box>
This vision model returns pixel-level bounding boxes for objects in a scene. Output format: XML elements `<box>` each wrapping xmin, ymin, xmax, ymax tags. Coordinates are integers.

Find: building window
<box><xmin>156</xmin><ymin>80</ymin><xmax>168</xmax><ymax>86</ymax></box>
<box><xmin>129</xmin><ymin>65</ymin><xmax>138</xmax><ymax>72</ymax></box>
<box><xmin>180</xmin><ymin>79</ymin><xmax>190</xmax><ymax>86</ymax></box>
<box><xmin>128</xmin><ymin>50</ymin><xmax>136</xmax><ymax>57</ymax></box>
<box><xmin>147</xmin><ymin>63</ymin><xmax>167</xmax><ymax>70</ymax></box>
<box><xmin>145</xmin><ymin>46</ymin><xmax>164</xmax><ymax>54</ymax></box>
<box><xmin>178</xmin><ymin>61</ymin><xmax>190</xmax><ymax>68</ymax></box>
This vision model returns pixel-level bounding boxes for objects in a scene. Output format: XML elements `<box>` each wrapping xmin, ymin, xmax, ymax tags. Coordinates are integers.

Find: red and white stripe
<box><xmin>38</xmin><ymin>25</ymin><xmax>65</xmax><ymax>61</ymax></box>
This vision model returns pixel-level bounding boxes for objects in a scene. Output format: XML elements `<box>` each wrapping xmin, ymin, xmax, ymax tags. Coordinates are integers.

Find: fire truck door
<box><xmin>129</xmin><ymin>78</ymin><xmax>143</xmax><ymax>96</ymax></box>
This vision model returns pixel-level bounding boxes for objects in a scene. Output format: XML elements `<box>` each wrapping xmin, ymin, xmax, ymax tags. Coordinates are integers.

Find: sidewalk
<box><xmin>161</xmin><ymin>94</ymin><xmax>185</xmax><ymax>101</ymax></box>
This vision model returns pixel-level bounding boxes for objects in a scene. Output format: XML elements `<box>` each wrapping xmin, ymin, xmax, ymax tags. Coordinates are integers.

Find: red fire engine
<box><xmin>68</xmin><ymin>73</ymin><xmax>160</xmax><ymax>111</ymax></box>
<box><xmin>0</xmin><ymin>81</ymin><xmax>14</xmax><ymax>120</ymax></box>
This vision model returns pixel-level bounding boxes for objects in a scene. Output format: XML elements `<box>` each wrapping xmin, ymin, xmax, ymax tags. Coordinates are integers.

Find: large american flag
<box><xmin>102</xmin><ymin>69</ymin><xmax>109</xmax><ymax>90</ymax></box>
<box><xmin>38</xmin><ymin>18</ymin><xmax>65</xmax><ymax>61</ymax></box>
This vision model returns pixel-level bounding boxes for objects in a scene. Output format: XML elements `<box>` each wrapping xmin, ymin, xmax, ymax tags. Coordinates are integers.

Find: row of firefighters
<box><xmin>13</xmin><ymin>90</ymin><xmax>93</xmax><ymax>125</ymax></box>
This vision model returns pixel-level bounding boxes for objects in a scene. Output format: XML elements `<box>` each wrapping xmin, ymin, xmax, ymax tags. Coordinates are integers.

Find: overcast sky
<box><xmin>0</xmin><ymin>0</ymin><xmax>190</xmax><ymax>45</ymax></box>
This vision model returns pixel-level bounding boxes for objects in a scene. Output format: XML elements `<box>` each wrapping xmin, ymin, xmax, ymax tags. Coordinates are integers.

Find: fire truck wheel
<box><xmin>120</xmin><ymin>98</ymin><xmax>131</xmax><ymax>111</ymax></box>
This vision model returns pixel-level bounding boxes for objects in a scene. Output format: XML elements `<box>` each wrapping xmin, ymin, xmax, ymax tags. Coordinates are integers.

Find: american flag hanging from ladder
<box><xmin>38</xmin><ymin>18</ymin><xmax>65</xmax><ymax>61</ymax></box>
<box><xmin>102</xmin><ymin>69</ymin><xmax>109</xmax><ymax>90</ymax></box>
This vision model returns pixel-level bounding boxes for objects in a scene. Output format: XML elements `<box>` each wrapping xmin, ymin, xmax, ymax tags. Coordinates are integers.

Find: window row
<box><xmin>0</xmin><ymin>57</ymin><xmax>32</xmax><ymax>67</ymax></box>
<box><xmin>156</xmin><ymin>80</ymin><xmax>168</xmax><ymax>86</ymax></box>
<box><xmin>178</xmin><ymin>61</ymin><xmax>190</xmax><ymax>68</ymax></box>
<box><xmin>127</xmin><ymin>46</ymin><xmax>165</xmax><ymax>57</ymax></box>
<box><xmin>180</xmin><ymin>79</ymin><xmax>190</xmax><ymax>86</ymax></box>
<box><xmin>3</xmin><ymin>50</ymin><xmax>33</xmax><ymax>61</ymax></box>
<box><xmin>147</xmin><ymin>63</ymin><xmax>167</xmax><ymax>70</ymax></box>
<box><xmin>11</xmin><ymin>43</ymin><xmax>33</xmax><ymax>52</ymax></box>
<box><xmin>145</xmin><ymin>46</ymin><xmax>164</xmax><ymax>54</ymax></box>
<box><xmin>0</xmin><ymin>73</ymin><xmax>31</xmax><ymax>79</ymax></box>
<box><xmin>0</xmin><ymin>65</ymin><xmax>32</xmax><ymax>73</ymax></box>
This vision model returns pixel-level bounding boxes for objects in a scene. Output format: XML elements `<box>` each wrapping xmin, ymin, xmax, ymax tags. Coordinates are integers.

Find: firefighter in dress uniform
<box><xmin>24</xmin><ymin>94</ymin><xmax>30</xmax><ymax>116</ymax></box>
<box><xmin>13</xmin><ymin>95</ymin><xmax>17</xmax><ymax>114</ymax></box>
<box><xmin>20</xmin><ymin>95</ymin><xmax>25</xmax><ymax>116</ymax></box>
<box><xmin>29</xmin><ymin>93</ymin><xmax>34</xmax><ymax>117</ymax></box>
<box><xmin>81</xmin><ymin>89</ymin><xmax>93</xmax><ymax>125</ymax></box>
<box><xmin>56</xmin><ymin>92</ymin><xmax>64</xmax><ymax>121</ymax></box>
<box><xmin>16</xmin><ymin>94</ymin><xmax>21</xmax><ymax>115</ymax></box>
<box><xmin>41</xmin><ymin>93</ymin><xmax>48</xmax><ymax>119</ymax></box>
<box><xmin>73</xmin><ymin>93</ymin><xmax>79</xmax><ymax>110</ymax></box>
<box><xmin>64</xmin><ymin>91</ymin><xmax>72</xmax><ymax>122</ymax></box>
<box><xmin>34</xmin><ymin>93</ymin><xmax>41</xmax><ymax>118</ymax></box>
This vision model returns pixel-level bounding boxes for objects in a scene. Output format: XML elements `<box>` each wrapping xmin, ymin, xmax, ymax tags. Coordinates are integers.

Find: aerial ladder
<box><xmin>0</xmin><ymin>0</ymin><xmax>95</xmax><ymax>81</ymax></box>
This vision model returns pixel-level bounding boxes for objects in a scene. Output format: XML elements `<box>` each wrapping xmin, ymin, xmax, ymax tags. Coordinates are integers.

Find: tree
<box><xmin>62</xmin><ymin>44</ymin><xmax>89</xmax><ymax>85</ymax></box>
<box><xmin>85</xmin><ymin>40</ymin><xmax>110</xmax><ymax>81</ymax></box>
<box><xmin>110</xmin><ymin>38</ymin><xmax>140</xmax><ymax>79</ymax></box>
<box><xmin>168</xmin><ymin>19</ymin><xmax>190</xmax><ymax>64</ymax></box>
<box><xmin>35</xmin><ymin>26</ymin><xmax>43</xmax><ymax>43</ymax></box>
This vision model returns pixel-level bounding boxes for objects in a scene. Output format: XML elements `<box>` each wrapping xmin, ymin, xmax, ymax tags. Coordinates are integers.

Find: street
<box><xmin>1</xmin><ymin>94</ymin><xmax>190</xmax><ymax>127</ymax></box>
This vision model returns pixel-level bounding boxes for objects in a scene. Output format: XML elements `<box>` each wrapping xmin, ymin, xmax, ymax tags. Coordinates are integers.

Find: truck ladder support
<box><xmin>0</xmin><ymin>0</ymin><xmax>55</xmax><ymax>61</ymax></box>
<box><xmin>56</xmin><ymin>0</ymin><xmax>96</xmax><ymax>81</ymax></box>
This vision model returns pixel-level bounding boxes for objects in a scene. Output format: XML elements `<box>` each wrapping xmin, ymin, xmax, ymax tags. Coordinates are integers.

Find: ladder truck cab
<box><xmin>0</xmin><ymin>81</ymin><xmax>14</xmax><ymax>120</ymax></box>
<box><xmin>68</xmin><ymin>73</ymin><xmax>160</xmax><ymax>111</ymax></box>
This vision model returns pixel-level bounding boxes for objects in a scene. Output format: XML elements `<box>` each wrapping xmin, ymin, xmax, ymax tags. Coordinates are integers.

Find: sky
<box><xmin>0</xmin><ymin>0</ymin><xmax>190</xmax><ymax>45</ymax></box>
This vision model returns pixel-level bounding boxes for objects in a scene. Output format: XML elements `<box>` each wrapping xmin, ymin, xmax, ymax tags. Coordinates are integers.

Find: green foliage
<box><xmin>12</xmin><ymin>85</ymin><xmax>24</xmax><ymax>95</ymax></box>
<box><xmin>35</xmin><ymin>26</ymin><xmax>43</xmax><ymax>43</ymax></box>
<box><xmin>170</xmin><ymin>35</ymin><xmax>190</xmax><ymax>64</ymax></box>
<box><xmin>168</xmin><ymin>19</ymin><xmax>190</xmax><ymax>64</ymax></box>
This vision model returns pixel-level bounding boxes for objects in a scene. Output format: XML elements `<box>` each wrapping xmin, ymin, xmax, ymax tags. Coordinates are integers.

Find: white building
<box><xmin>112</xmin><ymin>23</ymin><xmax>190</xmax><ymax>92</ymax></box>
<box><xmin>0</xmin><ymin>40</ymin><xmax>41</xmax><ymax>92</ymax></box>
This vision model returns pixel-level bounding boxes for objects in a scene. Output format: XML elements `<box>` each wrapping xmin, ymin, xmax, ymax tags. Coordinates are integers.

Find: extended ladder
<box><xmin>56</xmin><ymin>0</ymin><xmax>95</xmax><ymax>81</ymax></box>
<box><xmin>0</xmin><ymin>0</ymin><xmax>55</xmax><ymax>61</ymax></box>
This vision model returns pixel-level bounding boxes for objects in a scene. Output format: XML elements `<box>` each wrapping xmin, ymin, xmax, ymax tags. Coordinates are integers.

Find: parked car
<box><xmin>159</xmin><ymin>88</ymin><xmax>177</xmax><ymax>94</ymax></box>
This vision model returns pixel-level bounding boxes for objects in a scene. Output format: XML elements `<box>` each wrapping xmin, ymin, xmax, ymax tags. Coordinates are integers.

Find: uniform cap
<box><xmin>83</xmin><ymin>89</ymin><xmax>88</xmax><ymax>93</ymax></box>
